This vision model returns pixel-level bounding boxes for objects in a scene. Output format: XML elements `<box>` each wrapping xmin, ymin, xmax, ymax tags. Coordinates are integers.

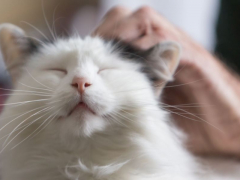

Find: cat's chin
<box><xmin>59</xmin><ymin>114</ymin><xmax>107</xmax><ymax>138</ymax></box>
<box><xmin>68</xmin><ymin>102</ymin><xmax>96</xmax><ymax>117</ymax></box>
<box><xmin>56</xmin><ymin>103</ymin><xmax>107</xmax><ymax>137</ymax></box>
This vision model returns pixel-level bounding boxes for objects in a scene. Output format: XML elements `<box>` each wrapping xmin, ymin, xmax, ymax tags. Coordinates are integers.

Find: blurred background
<box><xmin>0</xmin><ymin>0</ymin><xmax>238</xmax><ymax>91</ymax></box>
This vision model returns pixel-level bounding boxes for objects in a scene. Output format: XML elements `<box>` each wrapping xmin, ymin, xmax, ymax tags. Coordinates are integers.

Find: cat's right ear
<box><xmin>145</xmin><ymin>42</ymin><xmax>181</xmax><ymax>97</ymax></box>
<box><xmin>0</xmin><ymin>23</ymin><xmax>39</xmax><ymax>83</ymax></box>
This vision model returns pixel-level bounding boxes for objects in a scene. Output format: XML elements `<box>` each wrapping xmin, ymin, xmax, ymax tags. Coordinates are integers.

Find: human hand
<box><xmin>93</xmin><ymin>6</ymin><xmax>240</xmax><ymax>157</ymax></box>
<box><xmin>93</xmin><ymin>6</ymin><xmax>211</xmax><ymax>68</ymax></box>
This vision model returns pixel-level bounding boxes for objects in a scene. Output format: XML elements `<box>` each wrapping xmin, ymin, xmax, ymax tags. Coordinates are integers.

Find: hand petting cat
<box><xmin>93</xmin><ymin>6</ymin><xmax>240</xmax><ymax>157</ymax></box>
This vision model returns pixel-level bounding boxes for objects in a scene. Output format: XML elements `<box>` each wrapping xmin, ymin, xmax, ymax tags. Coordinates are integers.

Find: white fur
<box><xmin>0</xmin><ymin>37</ymin><xmax>201</xmax><ymax>180</ymax></box>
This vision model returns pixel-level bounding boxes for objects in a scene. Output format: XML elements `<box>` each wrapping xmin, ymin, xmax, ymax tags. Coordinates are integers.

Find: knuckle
<box><xmin>136</xmin><ymin>6</ymin><xmax>153</xmax><ymax>16</ymax></box>
<box><xmin>155</xmin><ymin>28</ymin><xmax>165</xmax><ymax>38</ymax></box>
<box><xmin>108</xmin><ymin>6</ymin><xmax>129</xmax><ymax>16</ymax></box>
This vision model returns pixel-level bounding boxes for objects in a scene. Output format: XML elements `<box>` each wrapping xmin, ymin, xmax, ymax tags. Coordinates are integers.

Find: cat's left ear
<box><xmin>146</xmin><ymin>42</ymin><xmax>181</xmax><ymax>96</ymax></box>
<box><xmin>0</xmin><ymin>23</ymin><xmax>39</xmax><ymax>83</ymax></box>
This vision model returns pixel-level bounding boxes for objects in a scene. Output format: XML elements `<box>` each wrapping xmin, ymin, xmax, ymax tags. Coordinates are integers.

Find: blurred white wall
<box><xmin>99</xmin><ymin>0</ymin><xmax>220</xmax><ymax>51</ymax></box>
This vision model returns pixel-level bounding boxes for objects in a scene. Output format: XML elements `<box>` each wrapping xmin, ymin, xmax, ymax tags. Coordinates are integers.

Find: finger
<box><xmin>118</xmin><ymin>6</ymin><xmax>161</xmax><ymax>43</ymax></box>
<box><xmin>104</xmin><ymin>6</ymin><xmax>131</xmax><ymax>21</ymax></box>
<box><xmin>94</xmin><ymin>12</ymin><xmax>143</xmax><ymax>42</ymax></box>
<box><xmin>92</xmin><ymin>6</ymin><xmax>131</xmax><ymax>37</ymax></box>
<box><xmin>131</xmin><ymin>33</ymin><xmax>162</xmax><ymax>50</ymax></box>
<box><xmin>111</xmin><ymin>7</ymin><xmax>153</xmax><ymax>42</ymax></box>
<box><xmin>114</xmin><ymin>16</ymin><xmax>145</xmax><ymax>42</ymax></box>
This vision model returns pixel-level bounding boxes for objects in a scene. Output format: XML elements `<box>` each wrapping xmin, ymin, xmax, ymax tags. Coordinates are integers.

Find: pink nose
<box><xmin>71</xmin><ymin>77</ymin><xmax>92</xmax><ymax>94</ymax></box>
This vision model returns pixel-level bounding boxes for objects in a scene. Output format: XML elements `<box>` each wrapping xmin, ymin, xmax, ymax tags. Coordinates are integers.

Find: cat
<box><xmin>0</xmin><ymin>23</ymin><xmax>200</xmax><ymax>180</ymax></box>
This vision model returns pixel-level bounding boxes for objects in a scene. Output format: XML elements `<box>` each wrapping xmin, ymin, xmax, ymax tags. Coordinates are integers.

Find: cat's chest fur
<box><xmin>2</xmin><ymin>109</ymin><xmax>196</xmax><ymax>180</ymax></box>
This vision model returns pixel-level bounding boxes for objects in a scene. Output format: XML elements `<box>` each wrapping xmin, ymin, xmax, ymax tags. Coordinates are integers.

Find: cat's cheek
<box><xmin>41</xmin><ymin>74</ymin><xmax>62</xmax><ymax>88</ymax></box>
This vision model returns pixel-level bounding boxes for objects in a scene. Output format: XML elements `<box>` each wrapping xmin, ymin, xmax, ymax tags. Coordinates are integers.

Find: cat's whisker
<box><xmin>164</xmin><ymin>78</ymin><xmax>206</xmax><ymax>88</ymax></box>
<box><xmin>16</xmin><ymin>110</ymin><xmax>61</xmax><ymax>148</ymax></box>
<box><xmin>24</xmin><ymin>68</ymin><xmax>53</xmax><ymax>91</ymax></box>
<box><xmin>53</xmin><ymin>16</ymin><xmax>69</xmax><ymax>38</ymax></box>
<box><xmin>0</xmin><ymin>87</ymin><xmax>52</xmax><ymax>95</ymax></box>
<box><xmin>161</xmin><ymin>107</ymin><xmax>202</xmax><ymax>121</ymax></box>
<box><xmin>52</xmin><ymin>4</ymin><xmax>61</xmax><ymax>39</ymax></box>
<box><xmin>18</xmin><ymin>82</ymin><xmax>53</xmax><ymax>92</ymax></box>
<box><xmin>25</xmin><ymin>36</ymin><xmax>45</xmax><ymax>45</ymax></box>
<box><xmin>72</xmin><ymin>26</ymin><xmax>80</xmax><ymax>38</ymax></box>
<box><xmin>0</xmin><ymin>98</ymin><xmax>50</xmax><ymax>107</ymax></box>
<box><xmin>9</xmin><ymin>108</ymin><xmax>59</xmax><ymax>150</ymax></box>
<box><xmin>160</xmin><ymin>102</ymin><xmax>209</xmax><ymax>118</ymax></box>
<box><xmin>119</xmin><ymin>109</ymin><xmax>143</xmax><ymax>119</ymax></box>
<box><xmin>106</xmin><ymin>113</ymin><xmax>129</xmax><ymax>128</ymax></box>
<box><xmin>42</xmin><ymin>0</ymin><xmax>56</xmax><ymax>41</ymax></box>
<box><xmin>0</xmin><ymin>93</ymin><xmax>52</xmax><ymax>97</ymax></box>
<box><xmin>111</xmin><ymin>76</ymin><xmax>206</xmax><ymax>93</ymax></box>
<box><xmin>1</xmin><ymin>106</ymin><xmax>54</xmax><ymax>151</ymax></box>
<box><xmin>0</xmin><ymin>105</ymin><xmax>51</xmax><ymax>135</ymax></box>
<box><xmin>0</xmin><ymin>105</ymin><xmax>50</xmax><ymax>133</ymax></box>
<box><xmin>138</xmin><ymin>101</ymin><xmax>207</xmax><ymax>116</ymax></box>
<box><xmin>113</xmin><ymin>87</ymin><xmax>149</xmax><ymax>94</ymax></box>
<box><xmin>2</xmin><ymin>105</ymin><xmax>53</xmax><ymax>140</ymax></box>
<box><xmin>162</xmin><ymin>102</ymin><xmax>213</xmax><ymax>108</ymax></box>
<box><xmin>152</xmin><ymin>77</ymin><xmax>207</xmax><ymax>89</ymax></box>
<box><xmin>11</xmin><ymin>101</ymin><xmax>42</xmax><ymax>109</ymax></box>
<box><xmin>0</xmin><ymin>105</ymin><xmax>61</xmax><ymax>142</ymax></box>
<box><xmin>121</xmin><ymin>99</ymin><xmax>213</xmax><ymax>108</ymax></box>
<box><xmin>46</xmin><ymin>94</ymin><xmax>71</xmax><ymax>106</ymax></box>
<box><xmin>112</xmin><ymin>111</ymin><xmax>136</xmax><ymax>124</ymax></box>
<box><xmin>163</xmin><ymin>104</ymin><xmax>214</xmax><ymax>108</ymax></box>
<box><xmin>160</xmin><ymin>102</ymin><xmax>214</xmax><ymax>107</ymax></box>
<box><xmin>120</xmin><ymin>52</ymin><xmax>148</xmax><ymax>62</ymax></box>
<box><xmin>21</xmin><ymin>21</ymin><xmax>50</xmax><ymax>41</ymax></box>
<box><xmin>119</xmin><ymin>101</ymin><xmax>222</xmax><ymax>131</ymax></box>
<box><xmin>0</xmin><ymin>120</ymin><xmax>43</xmax><ymax>142</ymax></box>
<box><xmin>172</xmin><ymin>63</ymin><xmax>188</xmax><ymax>78</ymax></box>
<box><xmin>120</xmin><ymin>103</ymin><xmax>158</xmax><ymax>109</ymax></box>
<box><xmin>0</xmin><ymin>113</ymin><xmax>53</xmax><ymax>142</ymax></box>
<box><xmin>160</xmin><ymin>107</ymin><xmax>224</xmax><ymax>133</ymax></box>
<box><xmin>10</xmin><ymin>91</ymin><xmax>51</xmax><ymax>97</ymax></box>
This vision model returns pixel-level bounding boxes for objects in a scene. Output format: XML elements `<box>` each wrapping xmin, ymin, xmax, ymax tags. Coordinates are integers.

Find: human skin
<box><xmin>92</xmin><ymin>6</ymin><xmax>240</xmax><ymax>157</ymax></box>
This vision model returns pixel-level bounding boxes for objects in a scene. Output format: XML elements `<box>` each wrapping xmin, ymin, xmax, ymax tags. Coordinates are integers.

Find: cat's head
<box><xmin>0</xmin><ymin>24</ymin><xmax>180</xmax><ymax>139</ymax></box>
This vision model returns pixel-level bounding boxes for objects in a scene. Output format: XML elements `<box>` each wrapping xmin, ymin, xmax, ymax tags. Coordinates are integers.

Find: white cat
<box><xmin>0</xmin><ymin>23</ymin><xmax>202</xmax><ymax>180</ymax></box>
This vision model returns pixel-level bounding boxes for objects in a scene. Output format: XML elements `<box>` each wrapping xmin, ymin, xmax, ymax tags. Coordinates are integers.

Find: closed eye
<box><xmin>48</xmin><ymin>68</ymin><xmax>67</xmax><ymax>74</ymax></box>
<box><xmin>98</xmin><ymin>68</ymin><xmax>116</xmax><ymax>73</ymax></box>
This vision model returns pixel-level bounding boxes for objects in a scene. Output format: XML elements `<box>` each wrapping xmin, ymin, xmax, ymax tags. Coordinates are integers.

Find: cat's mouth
<box><xmin>68</xmin><ymin>101</ymin><xmax>96</xmax><ymax>116</ymax></box>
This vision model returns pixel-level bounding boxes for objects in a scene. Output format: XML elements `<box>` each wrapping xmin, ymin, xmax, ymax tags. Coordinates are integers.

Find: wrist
<box><xmin>173</xmin><ymin>49</ymin><xmax>240</xmax><ymax>157</ymax></box>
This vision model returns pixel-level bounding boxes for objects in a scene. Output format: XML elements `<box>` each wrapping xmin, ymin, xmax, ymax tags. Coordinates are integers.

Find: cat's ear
<box><xmin>146</xmin><ymin>42</ymin><xmax>181</xmax><ymax>96</ymax></box>
<box><xmin>0</xmin><ymin>23</ymin><xmax>39</xmax><ymax>83</ymax></box>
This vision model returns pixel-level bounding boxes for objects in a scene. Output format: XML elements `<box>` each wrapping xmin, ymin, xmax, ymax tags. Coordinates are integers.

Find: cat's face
<box><xmin>21</xmin><ymin>37</ymin><xmax>156</xmax><ymax>137</ymax></box>
<box><xmin>0</xmin><ymin>24</ymin><xmax>180</xmax><ymax>139</ymax></box>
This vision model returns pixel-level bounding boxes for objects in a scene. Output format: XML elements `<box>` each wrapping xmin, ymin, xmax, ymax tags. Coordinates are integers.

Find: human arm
<box><xmin>93</xmin><ymin>6</ymin><xmax>240</xmax><ymax>157</ymax></box>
